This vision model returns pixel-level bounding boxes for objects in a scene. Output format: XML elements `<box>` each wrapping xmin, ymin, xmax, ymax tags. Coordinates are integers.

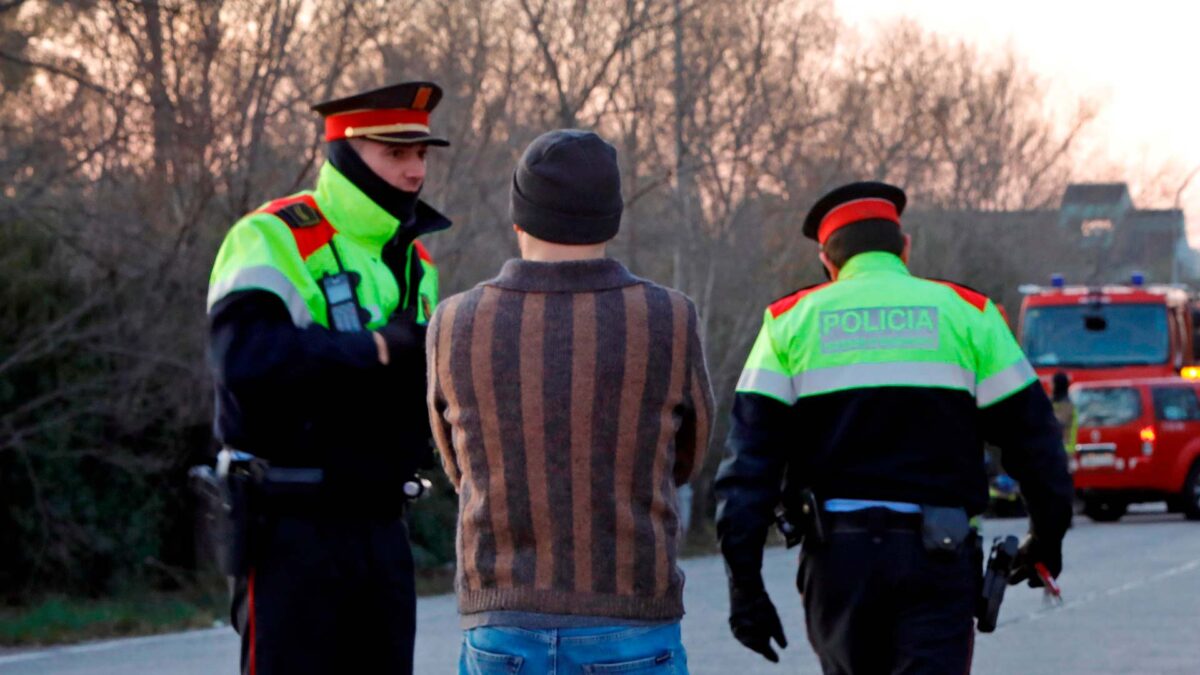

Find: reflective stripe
<box><xmin>976</xmin><ymin>358</ymin><xmax>1036</xmax><ymax>408</ymax></box>
<box><xmin>795</xmin><ymin>361</ymin><xmax>975</xmax><ymax>398</ymax></box>
<box><xmin>207</xmin><ymin>265</ymin><xmax>314</xmax><ymax>327</ymax></box>
<box><xmin>736</xmin><ymin>368</ymin><xmax>797</xmax><ymax>405</ymax></box>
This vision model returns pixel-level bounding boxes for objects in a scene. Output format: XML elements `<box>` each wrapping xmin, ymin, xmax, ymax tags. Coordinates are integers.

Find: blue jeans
<box><xmin>459</xmin><ymin>622</ymin><xmax>688</xmax><ymax>674</ymax></box>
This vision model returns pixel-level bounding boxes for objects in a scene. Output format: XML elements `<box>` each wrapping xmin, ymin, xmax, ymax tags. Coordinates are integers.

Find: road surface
<box><xmin>2</xmin><ymin>509</ymin><xmax>1197</xmax><ymax>674</ymax></box>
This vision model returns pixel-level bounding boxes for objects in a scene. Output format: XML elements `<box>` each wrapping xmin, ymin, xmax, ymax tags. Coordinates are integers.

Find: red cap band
<box><xmin>324</xmin><ymin>109</ymin><xmax>431</xmax><ymax>141</ymax></box>
<box><xmin>817</xmin><ymin>198</ymin><xmax>900</xmax><ymax>244</ymax></box>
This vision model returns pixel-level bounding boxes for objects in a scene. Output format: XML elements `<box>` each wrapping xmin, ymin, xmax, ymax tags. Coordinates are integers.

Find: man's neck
<box><xmin>520</xmin><ymin>243</ymin><xmax>607</xmax><ymax>262</ymax></box>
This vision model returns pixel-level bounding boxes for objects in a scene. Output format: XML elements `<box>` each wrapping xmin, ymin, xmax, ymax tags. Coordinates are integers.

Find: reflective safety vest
<box><xmin>716</xmin><ymin>251</ymin><xmax>1071</xmax><ymax>582</ymax></box>
<box><xmin>207</xmin><ymin>162</ymin><xmax>442</xmax><ymax>329</ymax></box>
<box><xmin>738</xmin><ymin>251</ymin><xmax>1034</xmax><ymax>409</ymax></box>
<box><xmin>728</xmin><ymin>250</ymin><xmax>1042</xmax><ymax>514</ymax></box>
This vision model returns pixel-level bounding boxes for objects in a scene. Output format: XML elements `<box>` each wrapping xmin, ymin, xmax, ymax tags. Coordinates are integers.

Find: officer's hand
<box><xmin>729</xmin><ymin>583</ymin><xmax>788</xmax><ymax>663</ymax></box>
<box><xmin>1009</xmin><ymin>534</ymin><xmax>1062</xmax><ymax>587</ymax></box>
<box><xmin>374</xmin><ymin>315</ymin><xmax>426</xmax><ymax>365</ymax></box>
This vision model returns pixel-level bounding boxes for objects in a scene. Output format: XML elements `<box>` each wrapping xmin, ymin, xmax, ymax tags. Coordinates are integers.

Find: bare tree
<box><xmin>1</xmin><ymin>0</ymin><xmax>1120</xmax><ymax>596</ymax></box>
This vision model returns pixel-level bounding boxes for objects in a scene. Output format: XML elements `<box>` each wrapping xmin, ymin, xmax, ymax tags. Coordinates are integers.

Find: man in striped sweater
<box><xmin>427</xmin><ymin>129</ymin><xmax>714</xmax><ymax>674</ymax></box>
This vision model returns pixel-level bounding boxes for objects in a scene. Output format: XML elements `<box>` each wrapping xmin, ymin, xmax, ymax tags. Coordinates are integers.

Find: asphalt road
<box><xmin>3</xmin><ymin>509</ymin><xmax>1198</xmax><ymax>674</ymax></box>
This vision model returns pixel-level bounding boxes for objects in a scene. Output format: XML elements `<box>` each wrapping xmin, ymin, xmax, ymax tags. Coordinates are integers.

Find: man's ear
<box><xmin>513</xmin><ymin>224</ymin><xmax>526</xmax><ymax>257</ymax></box>
<box><xmin>818</xmin><ymin>251</ymin><xmax>838</xmax><ymax>281</ymax></box>
<box><xmin>901</xmin><ymin>233</ymin><xmax>912</xmax><ymax>264</ymax></box>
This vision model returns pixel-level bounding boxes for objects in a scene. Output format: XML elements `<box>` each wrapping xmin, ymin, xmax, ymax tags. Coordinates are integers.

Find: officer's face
<box><xmin>353</xmin><ymin>140</ymin><xmax>427</xmax><ymax>192</ymax></box>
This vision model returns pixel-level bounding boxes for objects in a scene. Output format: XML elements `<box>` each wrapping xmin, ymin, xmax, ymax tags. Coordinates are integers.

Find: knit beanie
<box><xmin>510</xmin><ymin>129</ymin><xmax>623</xmax><ymax>245</ymax></box>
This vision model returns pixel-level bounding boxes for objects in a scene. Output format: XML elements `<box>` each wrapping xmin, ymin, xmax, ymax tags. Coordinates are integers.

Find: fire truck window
<box><xmin>1151</xmin><ymin>388</ymin><xmax>1200</xmax><ymax>422</ymax></box>
<box><xmin>1021</xmin><ymin>304</ymin><xmax>1169</xmax><ymax>368</ymax></box>
<box><xmin>1192</xmin><ymin>308</ymin><xmax>1200</xmax><ymax>361</ymax></box>
<box><xmin>1076</xmin><ymin>387</ymin><xmax>1142</xmax><ymax>427</ymax></box>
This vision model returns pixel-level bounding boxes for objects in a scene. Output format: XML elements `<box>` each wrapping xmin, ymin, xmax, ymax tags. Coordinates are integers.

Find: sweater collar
<box><xmin>486</xmin><ymin>258</ymin><xmax>641</xmax><ymax>293</ymax></box>
<box><xmin>837</xmin><ymin>251</ymin><xmax>911</xmax><ymax>280</ymax></box>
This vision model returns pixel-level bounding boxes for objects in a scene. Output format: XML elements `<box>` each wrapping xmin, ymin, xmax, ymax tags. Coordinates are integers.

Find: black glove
<box><xmin>1009</xmin><ymin>534</ymin><xmax>1062</xmax><ymax>588</ymax></box>
<box><xmin>729</xmin><ymin>582</ymin><xmax>788</xmax><ymax>663</ymax></box>
<box><xmin>375</xmin><ymin>314</ymin><xmax>426</xmax><ymax>363</ymax></box>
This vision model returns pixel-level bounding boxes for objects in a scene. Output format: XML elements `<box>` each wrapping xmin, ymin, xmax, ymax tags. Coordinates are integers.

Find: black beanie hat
<box><xmin>510</xmin><ymin>129</ymin><xmax>623</xmax><ymax>245</ymax></box>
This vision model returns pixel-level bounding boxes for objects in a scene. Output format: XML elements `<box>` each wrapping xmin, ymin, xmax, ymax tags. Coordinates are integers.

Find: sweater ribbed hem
<box><xmin>460</xmin><ymin>610</ymin><xmax>671</xmax><ymax>630</ymax></box>
<box><xmin>458</xmin><ymin>587</ymin><xmax>684</xmax><ymax>622</ymax></box>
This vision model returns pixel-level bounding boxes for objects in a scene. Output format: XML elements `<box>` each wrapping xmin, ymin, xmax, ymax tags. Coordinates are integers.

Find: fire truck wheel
<box><xmin>1082</xmin><ymin>498</ymin><xmax>1127</xmax><ymax>523</ymax></box>
<box><xmin>1182</xmin><ymin>460</ymin><xmax>1200</xmax><ymax>521</ymax></box>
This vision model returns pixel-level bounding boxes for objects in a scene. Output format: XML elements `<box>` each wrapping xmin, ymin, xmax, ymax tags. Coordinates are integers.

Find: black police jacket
<box><xmin>208</xmin><ymin>283</ymin><xmax>433</xmax><ymax>513</ymax></box>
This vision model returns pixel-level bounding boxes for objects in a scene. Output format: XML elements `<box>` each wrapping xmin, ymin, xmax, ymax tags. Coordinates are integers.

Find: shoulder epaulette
<box><xmin>414</xmin><ymin>240</ymin><xmax>433</xmax><ymax>264</ymax></box>
<box><xmin>255</xmin><ymin>194</ymin><xmax>335</xmax><ymax>260</ymax></box>
<box><xmin>928</xmin><ymin>278</ymin><xmax>989</xmax><ymax>312</ymax></box>
<box><xmin>768</xmin><ymin>281</ymin><xmax>832</xmax><ymax>318</ymax></box>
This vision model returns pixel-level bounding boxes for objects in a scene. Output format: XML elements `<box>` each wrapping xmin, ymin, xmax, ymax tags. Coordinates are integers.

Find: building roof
<box><xmin>1124</xmin><ymin>209</ymin><xmax>1184</xmax><ymax>234</ymax></box>
<box><xmin>1062</xmin><ymin>183</ymin><xmax>1131</xmax><ymax>207</ymax></box>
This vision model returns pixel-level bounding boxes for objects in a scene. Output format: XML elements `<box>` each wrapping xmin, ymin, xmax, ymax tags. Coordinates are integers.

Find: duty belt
<box><xmin>827</xmin><ymin>507</ymin><xmax>922</xmax><ymax>534</ymax></box>
<box><xmin>219</xmin><ymin>449</ymin><xmax>432</xmax><ymax>511</ymax></box>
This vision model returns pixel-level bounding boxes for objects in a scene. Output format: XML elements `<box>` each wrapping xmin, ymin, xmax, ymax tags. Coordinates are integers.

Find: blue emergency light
<box><xmin>1131</xmin><ymin>272</ymin><xmax>1145</xmax><ymax>287</ymax></box>
<box><xmin>1050</xmin><ymin>274</ymin><xmax>1065</xmax><ymax>288</ymax></box>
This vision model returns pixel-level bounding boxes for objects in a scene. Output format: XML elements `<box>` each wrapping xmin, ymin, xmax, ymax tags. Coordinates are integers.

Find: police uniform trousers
<box><xmin>797</xmin><ymin>509</ymin><xmax>975</xmax><ymax>675</ymax></box>
<box><xmin>232</xmin><ymin>514</ymin><xmax>416</xmax><ymax>674</ymax></box>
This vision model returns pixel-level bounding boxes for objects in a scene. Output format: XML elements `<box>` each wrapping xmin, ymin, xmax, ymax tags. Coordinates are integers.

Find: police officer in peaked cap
<box><xmin>206</xmin><ymin>81</ymin><xmax>452</xmax><ymax>674</ymax></box>
<box><xmin>715</xmin><ymin>182</ymin><xmax>1073</xmax><ymax>673</ymax></box>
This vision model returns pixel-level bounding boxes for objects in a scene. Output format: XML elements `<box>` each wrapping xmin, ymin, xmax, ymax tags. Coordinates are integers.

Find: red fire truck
<box><xmin>1017</xmin><ymin>274</ymin><xmax>1200</xmax><ymax>387</ymax></box>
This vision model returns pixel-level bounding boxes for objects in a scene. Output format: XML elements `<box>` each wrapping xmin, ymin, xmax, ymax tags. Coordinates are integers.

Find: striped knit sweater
<box><xmin>426</xmin><ymin>257</ymin><xmax>714</xmax><ymax>622</ymax></box>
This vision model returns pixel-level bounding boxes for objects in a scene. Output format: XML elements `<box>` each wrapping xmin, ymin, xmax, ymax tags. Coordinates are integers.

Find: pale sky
<box><xmin>835</xmin><ymin>0</ymin><xmax>1200</xmax><ymax>243</ymax></box>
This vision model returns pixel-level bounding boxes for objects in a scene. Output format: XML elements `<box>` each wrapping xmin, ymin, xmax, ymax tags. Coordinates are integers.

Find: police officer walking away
<box><xmin>206</xmin><ymin>82</ymin><xmax>452</xmax><ymax>673</ymax></box>
<box><xmin>714</xmin><ymin>182</ymin><xmax>1073</xmax><ymax>673</ymax></box>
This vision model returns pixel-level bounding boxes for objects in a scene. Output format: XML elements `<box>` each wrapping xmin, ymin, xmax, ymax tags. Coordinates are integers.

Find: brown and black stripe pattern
<box><xmin>427</xmin><ymin>258</ymin><xmax>714</xmax><ymax>621</ymax></box>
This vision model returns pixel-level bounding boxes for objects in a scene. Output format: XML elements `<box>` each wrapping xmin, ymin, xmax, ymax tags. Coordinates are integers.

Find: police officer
<box><xmin>206</xmin><ymin>81</ymin><xmax>451</xmax><ymax>674</ymax></box>
<box><xmin>1051</xmin><ymin>371</ymin><xmax>1078</xmax><ymax>452</ymax></box>
<box><xmin>714</xmin><ymin>182</ymin><xmax>1073</xmax><ymax>673</ymax></box>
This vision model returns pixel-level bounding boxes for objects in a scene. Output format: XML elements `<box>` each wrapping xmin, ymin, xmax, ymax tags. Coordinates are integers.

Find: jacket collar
<box><xmin>313</xmin><ymin>162</ymin><xmax>451</xmax><ymax>252</ymax></box>
<box><xmin>486</xmin><ymin>257</ymin><xmax>642</xmax><ymax>293</ymax></box>
<box><xmin>837</xmin><ymin>251</ymin><xmax>911</xmax><ymax>281</ymax></box>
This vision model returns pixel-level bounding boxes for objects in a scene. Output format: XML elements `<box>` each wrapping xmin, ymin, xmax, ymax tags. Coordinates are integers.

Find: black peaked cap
<box><xmin>802</xmin><ymin>181</ymin><xmax>907</xmax><ymax>241</ymax></box>
<box><xmin>312</xmin><ymin>81</ymin><xmax>449</xmax><ymax>146</ymax></box>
